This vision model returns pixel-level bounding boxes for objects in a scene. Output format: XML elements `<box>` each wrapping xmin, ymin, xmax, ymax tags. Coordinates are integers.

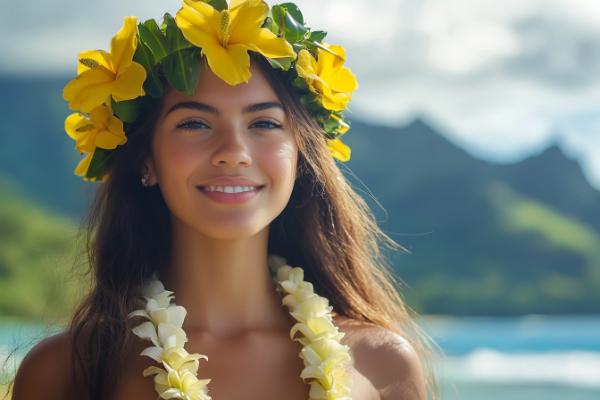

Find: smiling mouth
<box><xmin>195</xmin><ymin>184</ymin><xmax>265</xmax><ymax>205</ymax></box>
<box><xmin>196</xmin><ymin>185</ymin><xmax>266</xmax><ymax>193</ymax></box>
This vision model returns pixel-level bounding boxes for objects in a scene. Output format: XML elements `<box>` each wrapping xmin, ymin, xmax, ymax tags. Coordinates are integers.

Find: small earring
<box><xmin>141</xmin><ymin>171</ymin><xmax>150</xmax><ymax>187</ymax></box>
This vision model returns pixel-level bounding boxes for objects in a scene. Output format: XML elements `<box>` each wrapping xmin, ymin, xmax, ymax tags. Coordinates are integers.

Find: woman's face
<box><xmin>145</xmin><ymin>60</ymin><xmax>298</xmax><ymax>240</ymax></box>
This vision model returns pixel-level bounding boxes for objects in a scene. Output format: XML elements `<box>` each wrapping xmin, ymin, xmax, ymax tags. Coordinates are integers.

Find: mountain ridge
<box><xmin>1</xmin><ymin>74</ymin><xmax>599</xmax><ymax>316</ymax></box>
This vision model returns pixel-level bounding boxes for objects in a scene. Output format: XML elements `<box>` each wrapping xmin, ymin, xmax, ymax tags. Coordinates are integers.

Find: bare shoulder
<box><xmin>12</xmin><ymin>331</ymin><xmax>74</xmax><ymax>400</ymax></box>
<box><xmin>334</xmin><ymin>315</ymin><xmax>427</xmax><ymax>400</ymax></box>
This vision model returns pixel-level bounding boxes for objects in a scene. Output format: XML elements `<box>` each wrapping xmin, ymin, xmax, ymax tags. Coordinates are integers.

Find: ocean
<box><xmin>1</xmin><ymin>315</ymin><xmax>599</xmax><ymax>399</ymax></box>
<box><xmin>420</xmin><ymin>315</ymin><xmax>600</xmax><ymax>399</ymax></box>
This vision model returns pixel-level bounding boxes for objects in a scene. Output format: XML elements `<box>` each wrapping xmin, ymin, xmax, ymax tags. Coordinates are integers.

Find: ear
<box><xmin>142</xmin><ymin>156</ymin><xmax>158</xmax><ymax>186</ymax></box>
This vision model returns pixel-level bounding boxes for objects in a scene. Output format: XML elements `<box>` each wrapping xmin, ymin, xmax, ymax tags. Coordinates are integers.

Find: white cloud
<box><xmin>1</xmin><ymin>0</ymin><xmax>599</xmax><ymax>189</ymax></box>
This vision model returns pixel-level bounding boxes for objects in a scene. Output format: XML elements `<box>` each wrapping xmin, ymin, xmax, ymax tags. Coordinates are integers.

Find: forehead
<box><xmin>161</xmin><ymin>59</ymin><xmax>280</xmax><ymax>111</ymax></box>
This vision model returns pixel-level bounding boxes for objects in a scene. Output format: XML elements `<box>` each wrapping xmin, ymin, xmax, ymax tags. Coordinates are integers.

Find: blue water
<box><xmin>2</xmin><ymin>315</ymin><xmax>600</xmax><ymax>399</ymax></box>
<box><xmin>419</xmin><ymin>315</ymin><xmax>600</xmax><ymax>400</ymax></box>
<box><xmin>420</xmin><ymin>314</ymin><xmax>600</xmax><ymax>354</ymax></box>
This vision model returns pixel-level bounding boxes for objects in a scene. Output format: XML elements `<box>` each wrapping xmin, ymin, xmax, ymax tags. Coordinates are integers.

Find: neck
<box><xmin>159</xmin><ymin>218</ymin><xmax>291</xmax><ymax>339</ymax></box>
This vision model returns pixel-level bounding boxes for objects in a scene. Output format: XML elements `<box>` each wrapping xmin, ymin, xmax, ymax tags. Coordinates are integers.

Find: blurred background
<box><xmin>1</xmin><ymin>0</ymin><xmax>599</xmax><ymax>398</ymax></box>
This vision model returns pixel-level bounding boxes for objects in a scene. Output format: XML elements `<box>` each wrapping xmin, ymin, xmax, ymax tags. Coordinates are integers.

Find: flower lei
<box><xmin>62</xmin><ymin>0</ymin><xmax>358</xmax><ymax>182</ymax></box>
<box><xmin>127</xmin><ymin>255</ymin><xmax>353</xmax><ymax>400</ymax></box>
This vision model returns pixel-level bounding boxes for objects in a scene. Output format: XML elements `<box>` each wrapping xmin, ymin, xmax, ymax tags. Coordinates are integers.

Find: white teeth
<box><xmin>203</xmin><ymin>185</ymin><xmax>258</xmax><ymax>193</ymax></box>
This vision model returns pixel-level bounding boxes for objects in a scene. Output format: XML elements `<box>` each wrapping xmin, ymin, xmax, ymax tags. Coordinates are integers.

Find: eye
<box><xmin>176</xmin><ymin>119</ymin><xmax>209</xmax><ymax>131</ymax></box>
<box><xmin>251</xmin><ymin>120</ymin><xmax>283</xmax><ymax>130</ymax></box>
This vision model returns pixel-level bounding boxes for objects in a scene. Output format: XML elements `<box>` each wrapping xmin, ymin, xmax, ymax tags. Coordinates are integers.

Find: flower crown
<box><xmin>62</xmin><ymin>0</ymin><xmax>358</xmax><ymax>182</ymax></box>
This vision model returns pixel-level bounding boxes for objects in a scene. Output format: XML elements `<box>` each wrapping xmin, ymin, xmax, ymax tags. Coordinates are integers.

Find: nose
<box><xmin>211</xmin><ymin>124</ymin><xmax>252</xmax><ymax>168</ymax></box>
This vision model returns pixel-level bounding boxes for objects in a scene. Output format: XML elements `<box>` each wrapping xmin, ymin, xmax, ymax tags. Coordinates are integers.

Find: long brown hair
<box><xmin>61</xmin><ymin>53</ymin><xmax>441</xmax><ymax>399</ymax></box>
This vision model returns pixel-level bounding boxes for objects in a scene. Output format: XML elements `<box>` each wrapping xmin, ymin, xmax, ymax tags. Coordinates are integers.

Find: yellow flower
<box><xmin>274</xmin><ymin>261</ymin><xmax>352</xmax><ymax>399</ymax></box>
<box><xmin>65</xmin><ymin>105</ymin><xmax>126</xmax><ymax>153</ymax></box>
<box><xmin>290</xmin><ymin>316</ymin><xmax>345</xmax><ymax>347</ymax></box>
<box><xmin>63</xmin><ymin>16</ymin><xmax>147</xmax><ymax>113</ymax></box>
<box><xmin>64</xmin><ymin>104</ymin><xmax>126</xmax><ymax>179</ymax></box>
<box><xmin>143</xmin><ymin>364</ymin><xmax>211</xmax><ymax>400</ymax></box>
<box><xmin>295</xmin><ymin>44</ymin><xmax>358</xmax><ymax>112</ymax></box>
<box><xmin>300</xmin><ymin>337</ymin><xmax>352</xmax><ymax>384</ymax></box>
<box><xmin>161</xmin><ymin>347</ymin><xmax>207</xmax><ymax>374</ymax></box>
<box><xmin>175</xmin><ymin>0</ymin><xmax>296</xmax><ymax>85</ymax></box>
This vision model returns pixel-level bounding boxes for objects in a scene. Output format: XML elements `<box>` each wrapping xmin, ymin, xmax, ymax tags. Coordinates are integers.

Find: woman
<box><xmin>11</xmin><ymin>1</ymin><xmax>439</xmax><ymax>399</ymax></box>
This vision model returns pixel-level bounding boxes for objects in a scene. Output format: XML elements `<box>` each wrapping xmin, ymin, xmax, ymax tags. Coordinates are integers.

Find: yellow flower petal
<box><xmin>63</xmin><ymin>67</ymin><xmax>114</xmax><ymax>113</ymax></box>
<box><xmin>110</xmin><ymin>16</ymin><xmax>138</xmax><ymax>71</ymax></box>
<box><xmin>94</xmin><ymin>127</ymin><xmax>125</xmax><ymax>149</ymax></box>
<box><xmin>327</xmin><ymin>137</ymin><xmax>351</xmax><ymax>162</ymax></box>
<box><xmin>316</xmin><ymin>44</ymin><xmax>345</xmax><ymax>71</ymax></box>
<box><xmin>64</xmin><ymin>113</ymin><xmax>92</xmax><ymax>143</ymax></box>
<box><xmin>202</xmin><ymin>42</ymin><xmax>251</xmax><ymax>85</ymax></box>
<box><xmin>111</xmin><ymin>62</ymin><xmax>147</xmax><ymax>101</ymax></box>
<box><xmin>321</xmin><ymin>91</ymin><xmax>351</xmax><ymax>112</ymax></box>
<box><xmin>177</xmin><ymin>0</ymin><xmax>221</xmax><ymax>41</ymax></box>
<box><xmin>76</xmin><ymin>49</ymin><xmax>112</xmax><ymax>75</ymax></box>
<box><xmin>323</xmin><ymin>64</ymin><xmax>358</xmax><ymax>94</ymax></box>
<box><xmin>74</xmin><ymin>151</ymin><xmax>94</xmax><ymax>177</ymax></box>
<box><xmin>296</xmin><ymin>49</ymin><xmax>318</xmax><ymax>81</ymax></box>
<box><xmin>243</xmin><ymin>28</ymin><xmax>295</xmax><ymax>60</ymax></box>
<box><xmin>229</xmin><ymin>0</ymin><xmax>251</xmax><ymax>10</ymax></box>
<box><xmin>228</xmin><ymin>0</ymin><xmax>294</xmax><ymax>60</ymax></box>
<box><xmin>228</xmin><ymin>0</ymin><xmax>266</xmax><ymax>40</ymax></box>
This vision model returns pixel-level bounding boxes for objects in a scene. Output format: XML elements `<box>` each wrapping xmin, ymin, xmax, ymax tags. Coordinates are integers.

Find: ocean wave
<box><xmin>439</xmin><ymin>348</ymin><xmax>600</xmax><ymax>388</ymax></box>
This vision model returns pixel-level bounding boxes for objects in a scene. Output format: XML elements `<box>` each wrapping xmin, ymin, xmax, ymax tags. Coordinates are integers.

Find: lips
<box><xmin>196</xmin><ymin>185</ymin><xmax>263</xmax><ymax>204</ymax></box>
<box><xmin>197</xmin><ymin>176</ymin><xmax>264</xmax><ymax>187</ymax></box>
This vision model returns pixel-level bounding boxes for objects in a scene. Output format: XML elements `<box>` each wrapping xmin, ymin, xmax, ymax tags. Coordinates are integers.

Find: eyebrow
<box><xmin>166</xmin><ymin>101</ymin><xmax>284</xmax><ymax>116</ymax></box>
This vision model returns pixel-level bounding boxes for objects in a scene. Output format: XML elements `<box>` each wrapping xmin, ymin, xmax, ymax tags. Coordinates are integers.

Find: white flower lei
<box><xmin>128</xmin><ymin>255</ymin><xmax>353</xmax><ymax>399</ymax></box>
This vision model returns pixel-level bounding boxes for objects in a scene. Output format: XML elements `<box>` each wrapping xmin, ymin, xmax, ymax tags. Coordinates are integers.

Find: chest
<box><xmin>112</xmin><ymin>332</ymin><xmax>380</xmax><ymax>400</ymax></box>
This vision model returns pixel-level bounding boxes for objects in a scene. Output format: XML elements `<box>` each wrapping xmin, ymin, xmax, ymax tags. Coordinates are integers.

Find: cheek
<box><xmin>153</xmin><ymin>134</ymin><xmax>203</xmax><ymax>180</ymax></box>
<box><xmin>264</xmin><ymin>140</ymin><xmax>298</xmax><ymax>183</ymax></box>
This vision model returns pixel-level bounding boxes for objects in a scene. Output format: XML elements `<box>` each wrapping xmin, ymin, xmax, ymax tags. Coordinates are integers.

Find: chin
<box><xmin>194</xmin><ymin>219</ymin><xmax>270</xmax><ymax>241</ymax></box>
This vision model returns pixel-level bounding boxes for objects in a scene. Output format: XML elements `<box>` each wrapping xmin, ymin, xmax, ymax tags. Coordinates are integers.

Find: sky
<box><xmin>1</xmin><ymin>0</ymin><xmax>599</xmax><ymax>189</ymax></box>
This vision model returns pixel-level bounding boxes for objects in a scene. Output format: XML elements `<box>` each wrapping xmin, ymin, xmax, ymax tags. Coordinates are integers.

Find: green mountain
<box><xmin>344</xmin><ymin>118</ymin><xmax>600</xmax><ymax>315</ymax></box>
<box><xmin>0</xmin><ymin>174</ymin><xmax>84</xmax><ymax>323</ymax></box>
<box><xmin>1</xmin><ymin>75</ymin><xmax>599</xmax><ymax>316</ymax></box>
<box><xmin>0</xmin><ymin>75</ymin><xmax>95</xmax><ymax>218</ymax></box>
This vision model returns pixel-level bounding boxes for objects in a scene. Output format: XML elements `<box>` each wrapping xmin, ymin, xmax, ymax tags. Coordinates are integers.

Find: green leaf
<box><xmin>111</xmin><ymin>96</ymin><xmax>155</xmax><ymax>124</ymax></box>
<box><xmin>205</xmin><ymin>0</ymin><xmax>228</xmax><ymax>11</ymax></box>
<box><xmin>163</xmin><ymin>47</ymin><xmax>202</xmax><ymax>96</ymax></box>
<box><xmin>163</xmin><ymin>13</ymin><xmax>194</xmax><ymax>54</ymax></box>
<box><xmin>133</xmin><ymin>40</ymin><xmax>164</xmax><ymax>98</ymax></box>
<box><xmin>292</xmin><ymin>42</ymin><xmax>305</xmax><ymax>53</ymax></box>
<box><xmin>309</xmin><ymin>30</ymin><xmax>327</xmax><ymax>43</ymax></box>
<box><xmin>322</xmin><ymin>114</ymin><xmax>342</xmax><ymax>136</ymax></box>
<box><xmin>138</xmin><ymin>19</ymin><xmax>169</xmax><ymax>64</ymax></box>
<box><xmin>271</xmin><ymin>6</ymin><xmax>285</xmax><ymax>34</ymax></box>
<box><xmin>267</xmin><ymin>57</ymin><xmax>294</xmax><ymax>71</ymax></box>
<box><xmin>162</xmin><ymin>13</ymin><xmax>201</xmax><ymax>96</ymax></box>
<box><xmin>85</xmin><ymin>148</ymin><xmax>114</xmax><ymax>182</ymax></box>
<box><xmin>279</xmin><ymin>2</ymin><xmax>305</xmax><ymax>25</ymax></box>
<box><xmin>111</xmin><ymin>98</ymin><xmax>141</xmax><ymax>124</ymax></box>
<box><xmin>271</xmin><ymin>4</ymin><xmax>308</xmax><ymax>44</ymax></box>
<box><xmin>285</xmin><ymin>15</ymin><xmax>309</xmax><ymax>43</ymax></box>
<box><xmin>263</xmin><ymin>15</ymin><xmax>278</xmax><ymax>34</ymax></box>
<box><xmin>292</xmin><ymin>76</ymin><xmax>309</xmax><ymax>91</ymax></box>
<box><xmin>299</xmin><ymin>92</ymin><xmax>322</xmax><ymax>113</ymax></box>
